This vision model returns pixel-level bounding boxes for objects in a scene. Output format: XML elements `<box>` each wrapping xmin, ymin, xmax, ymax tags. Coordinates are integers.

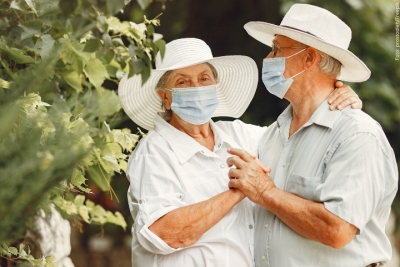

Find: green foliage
<box><xmin>0</xmin><ymin>0</ymin><xmax>164</xmax><ymax>262</ymax></box>
<box><xmin>0</xmin><ymin>243</ymin><xmax>56</xmax><ymax>266</ymax></box>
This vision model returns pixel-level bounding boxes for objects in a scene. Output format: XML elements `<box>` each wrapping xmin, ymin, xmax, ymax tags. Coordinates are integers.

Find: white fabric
<box><xmin>126</xmin><ymin>116</ymin><xmax>266</xmax><ymax>267</ymax></box>
<box><xmin>254</xmin><ymin>100</ymin><xmax>398</xmax><ymax>267</ymax></box>
<box><xmin>244</xmin><ymin>3</ymin><xmax>371</xmax><ymax>82</ymax></box>
<box><xmin>118</xmin><ymin>38</ymin><xmax>258</xmax><ymax>130</ymax></box>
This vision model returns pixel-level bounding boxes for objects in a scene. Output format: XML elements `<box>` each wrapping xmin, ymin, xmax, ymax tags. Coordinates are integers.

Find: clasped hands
<box><xmin>226</xmin><ymin>148</ymin><xmax>275</xmax><ymax>204</ymax></box>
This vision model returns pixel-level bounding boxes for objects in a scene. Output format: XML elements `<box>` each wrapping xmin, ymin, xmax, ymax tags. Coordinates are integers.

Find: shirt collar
<box><xmin>153</xmin><ymin>115</ymin><xmax>239</xmax><ymax>164</ymax></box>
<box><xmin>277</xmin><ymin>99</ymin><xmax>341</xmax><ymax>129</ymax></box>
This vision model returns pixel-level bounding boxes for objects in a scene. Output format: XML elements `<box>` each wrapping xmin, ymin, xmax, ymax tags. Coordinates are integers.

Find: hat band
<box><xmin>280</xmin><ymin>25</ymin><xmax>322</xmax><ymax>40</ymax></box>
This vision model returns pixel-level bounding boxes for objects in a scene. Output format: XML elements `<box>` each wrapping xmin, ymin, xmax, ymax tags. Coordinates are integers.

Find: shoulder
<box><xmin>130</xmin><ymin>129</ymin><xmax>170</xmax><ymax>158</ymax></box>
<box><xmin>335</xmin><ymin>108</ymin><xmax>395</xmax><ymax>159</ymax></box>
<box><xmin>337</xmin><ymin>108</ymin><xmax>389</xmax><ymax>145</ymax></box>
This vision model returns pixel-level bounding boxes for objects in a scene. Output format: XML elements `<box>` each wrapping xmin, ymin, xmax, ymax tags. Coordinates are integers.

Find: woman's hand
<box><xmin>328</xmin><ymin>81</ymin><xmax>362</xmax><ymax>110</ymax></box>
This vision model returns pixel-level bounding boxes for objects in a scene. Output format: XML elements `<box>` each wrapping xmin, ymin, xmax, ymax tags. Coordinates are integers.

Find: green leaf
<box><xmin>155</xmin><ymin>39</ymin><xmax>166</xmax><ymax>59</ymax></box>
<box><xmin>74</xmin><ymin>194</ymin><xmax>85</xmax><ymax>207</ymax></box>
<box><xmin>87</xmin><ymin>165</ymin><xmax>110</xmax><ymax>192</ymax></box>
<box><xmin>137</xmin><ymin>0</ymin><xmax>151</xmax><ymax>10</ymax></box>
<box><xmin>62</xmin><ymin>42</ymin><xmax>90</xmax><ymax>74</ymax></box>
<box><xmin>84</xmin><ymin>39</ymin><xmax>101</xmax><ymax>52</ymax></box>
<box><xmin>106</xmin><ymin>0</ymin><xmax>126</xmax><ymax>15</ymax></box>
<box><xmin>111</xmin><ymin>129</ymin><xmax>139</xmax><ymax>152</ymax></box>
<box><xmin>19</xmin><ymin>20</ymin><xmax>43</xmax><ymax>41</ymax></box>
<box><xmin>78</xmin><ymin>204</ymin><xmax>90</xmax><ymax>223</ymax></box>
<box><xmin>102</xmin><ymin>154</ymin><xmax>122</xmax><ymax>173</ymax></box>
<box><xmin>84</xmin><ymin>58</ymin><xmax>109</xmax><ymax>89</ymax></box>
<box><xmin>44</xmin><ymin>255</ymin><xmax>57</xmax><ymax>267</ymax></box>
<box><xmin>71</xmin><ymin>169</ymin><xmax>87</xmax><ymax>189</ymax></box>
<box><xmin>35</xmin><ymin>35</ymin><xmax>56</xmax><ymax>60</ymax></box>
<box><xmin>24</xmin><ymin>0</ymin><xmax>38</xmax><ymax>15</ymax></box>
<box><xmin>8</xmin><ymin>246</ymin><xmax>18</xmax><ymax>255</ymax></box>
<box><xmin>128</xmin><ymin>59</ymin><xmax>145</xmax><ymax>76</ymax></box>
<box><xmin>19</xmin><ymin>244</ymin><xmax>27</xmax><ymax>257</ymax></box>
<box><xmin>10</xmin><ymin>1</ymin><xmax>22</xmax><ymax>10</ymax></box>
<box><xmin>59</xmin><ymin>0</ymin><xmax>78</xmax><ymax>15</ymax></box>
<box><xmin>140</xmin><ymin>64</ymin><xmax>151</xmax><ymax>85</ymax></box>
<box><xmin>62</xmin><ymin>70</ymin><xmax>82</xmax><ymax>92</ymax></box>
<box><xmin>146</xmin><ymin>24</ymin><xmax>154</xmax><ymax>36</ymax></box>
<box><xmin>96</xmin><ymin>87</ymin><xmax>121</xmax><ymax>116</ymax></box>
<box><xmin>0</xmin><ymin>43</ymin><xmax>35</xmax><ymax>64</ymax></box>
<box><xmin>106</xmin><ymin>211</ymin><xmax>127</xmax><ymax>230</ymax></box>
<box><xmin>0</xmin><ymin>78</ymin><xmax>10</xmax><ymax>89</ymax></box>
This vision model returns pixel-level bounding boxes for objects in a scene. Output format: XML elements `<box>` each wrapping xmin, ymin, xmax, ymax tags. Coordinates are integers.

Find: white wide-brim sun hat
<box><xmin>244</xmin><ymin>4</ymin><xmax>371</xmax><ymax>82</ymax></box>
<box><xmin>118</xmin><ymin>38</ymin><xmax>258</xmax><ymax>130</ymax></box>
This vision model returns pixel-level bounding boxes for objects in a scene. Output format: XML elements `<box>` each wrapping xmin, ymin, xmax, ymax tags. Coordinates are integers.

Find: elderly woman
<box><xmin>118</xmin><ymin>38</ymin><xmax>361</xmax><ymax>267</ymax></box>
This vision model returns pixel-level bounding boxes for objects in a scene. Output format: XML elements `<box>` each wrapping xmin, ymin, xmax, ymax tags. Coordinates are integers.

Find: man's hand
<box><xmin>226</xmin><ymin>148</ymin><xmax>274</xmax><ymax>204</ymax></box>
<box><xmin>328</xmin><ymin>81</ymin><xmax>362</xmax><ymax>110</ymax></box>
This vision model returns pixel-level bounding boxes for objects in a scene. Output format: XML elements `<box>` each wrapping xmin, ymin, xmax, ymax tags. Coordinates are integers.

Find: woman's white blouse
<box><xmin>126</xmin><ymin>115</ymin><xmax>266</xmax><ymax>267</ymax></box>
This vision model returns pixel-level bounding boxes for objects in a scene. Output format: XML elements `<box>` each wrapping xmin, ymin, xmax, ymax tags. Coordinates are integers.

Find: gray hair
<box><xmin>318</xmin><ymin>51</ymin><xmax>342</xmax><ymax>78</ymax></box>
<box><xmin>155</xmin><ymin>62</ymin><xmax>219</xmax><ymax>121</ymax></box>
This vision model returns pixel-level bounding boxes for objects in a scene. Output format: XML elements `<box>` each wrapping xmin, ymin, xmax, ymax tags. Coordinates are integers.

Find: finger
<box><xmin>336</xmin><ymin>96</ymin><xmax>360</xmax><ymax>110</ymax></box>
<box><xmin>351</xmin><ymin>98</ymin><xmax>362</xmax><ymax>109</ymax></box>
<box><xmin>329</xmin><ymin>92</ymin><xmax>348</xmax><ymax>110</ymax></box>
<box><xmin>255</xmin><ymin>158</ymin><xmax>270</xmax><ymax>173</ymax></box>
<box><xmin>228</xmin><ymin>178</ymin><xmax>241</xmax><ymax>189</ymax></box>
<box><xmin>328</xmin><ymin>86</ymin><xmax>346</xmax><ymax>105</ymax></box>
<box><xmin>227</xmin><ymin>148</ymin><xmax>254</xmax><ymax>163</ymax></box>
<box><xmin>227</xmin><ymin>156</ymin><xmax>246</xmax><ymax>170</ymax></box>
<box><xmin>228</xmin><ymin>167</ymin><xmax>241</xmax><ymax>179</ymax></box>
<box><xmin>334</xmin><ymin>80</ymin><xmax>344</xmax><ymax>88</ymax></box>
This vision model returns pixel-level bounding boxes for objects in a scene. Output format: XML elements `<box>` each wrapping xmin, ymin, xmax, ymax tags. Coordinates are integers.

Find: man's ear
<box><xmin>157</xmin><ymin>89</ymin><xmax>172</xmax><ymax>110</ymax></box>
<box><xmin>304</xmin><ymin>47</ymin><xmax>320</xmax><ymax>71</ymax></box>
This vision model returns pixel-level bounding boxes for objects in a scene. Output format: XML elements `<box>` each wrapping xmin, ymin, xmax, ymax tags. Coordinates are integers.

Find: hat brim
<box><xmin>118</xmin><ymin>55</ymin><xmax>258</xmax><ymax>130</ymax></box>
<box><xmin>244</xmin><ymin>21</ymin><xmax>370</xmax><ymax>82</ymax></box>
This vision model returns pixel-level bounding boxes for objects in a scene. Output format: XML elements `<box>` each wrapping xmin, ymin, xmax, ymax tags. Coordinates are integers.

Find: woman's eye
<box><xmin>177</xmin><ymin>80</ymin><xmax>187</xmax><ymax>85</ymax></box>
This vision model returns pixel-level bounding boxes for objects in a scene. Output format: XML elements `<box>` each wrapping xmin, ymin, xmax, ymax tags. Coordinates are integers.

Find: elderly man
<box><xmin>227</xmin><ymin>4</ymin><xmax>398</xmax><ymax>267</ymax></box>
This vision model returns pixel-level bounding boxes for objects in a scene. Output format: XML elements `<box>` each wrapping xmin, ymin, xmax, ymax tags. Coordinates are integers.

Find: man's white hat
<box><xmin>118</xmin><ymin>38</ymin><xmax>258</xmax><ymax>130</ymax></box>
<box><xmin>244</xmin><ymin>4</ymin><xmax>371</xmax><ymax>82</ymax></box>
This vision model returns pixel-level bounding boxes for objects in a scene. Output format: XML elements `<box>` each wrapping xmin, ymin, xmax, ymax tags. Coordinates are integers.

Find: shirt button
<box><xmin>264</xmin><ymin>224</ymin><xmax>269</xmax><ymax>228</ymax></box>
<box><xmin>282</xmin><ymin>162</ymin><xmax>286</xmax><ymax>167</ymax></box>
<box><xmin>249</xmin><ymin>224</ymin><xmax>253</xmax><ymax>229</ymax></box>
<box><xmin>218</xmin><ymin>143</ymin><xmax>222</xmax><ymax>147</ymax></box>
<box><xmin>262</xmin><ymin>255</ymin><xmax>266</xmax><ymax>260</ymax></box>
<box><xmin>200</xmin><ymin>150</ymin><xmax>205</xmax><ymax>154</ymax></box>
<box><xmin>139</xmin><ymin>200</ymin><xmax>142</xmax><ymax>204</ymax></box>
<box><xmin>220</xmin><ymin>164</ymin><xmax>225</xmax><ymax>168</ymax></box>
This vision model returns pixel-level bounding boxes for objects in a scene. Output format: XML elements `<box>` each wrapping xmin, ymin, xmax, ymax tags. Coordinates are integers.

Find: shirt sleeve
<box><xmin>316</xmin><ymin>132</ymin><xmax>396</xmax><ymax>233</ymax></box>
<box><xmin>215</xmin><ymin>119</ymin><xmax>267</xmax><ymax>155</ymax></box>
<box><xmin>127</xmin><ymin>151</ymin><xmax>186</xmax><ymax>255</ymax></box>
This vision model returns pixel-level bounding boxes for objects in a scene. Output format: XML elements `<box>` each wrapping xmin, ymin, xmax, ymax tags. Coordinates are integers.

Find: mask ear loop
<box><xmin>286</xmin><ymin>48</ymin><xmax>307</xmax><ymax>79</ymax></box>
<box><xmin>286</xmin><ymin>48</ymin><xmax>307</xmax><ymax>59</ymax></box>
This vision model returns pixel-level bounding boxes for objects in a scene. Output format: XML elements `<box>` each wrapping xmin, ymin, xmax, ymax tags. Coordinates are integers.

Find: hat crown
<box><xmin>281</xmin><ymin>4</ymin><xmax>351</xmax><ymax>49</ymax></box>
<box><xmin>155</xmin><ymin>38</ymin><xmax>214</xmax><ymax>70</ymax></box>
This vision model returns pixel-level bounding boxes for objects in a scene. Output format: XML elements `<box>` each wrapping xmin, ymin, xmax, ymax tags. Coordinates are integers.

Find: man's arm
<box><xmin>149</xmin><ymin>189</ymin><xmax>244</xmax><ymax>248</ymax></box>
<box><xmin>226</xmin><ymin>148</ymin><xmax>357</xmax><ymax>249</ymax></box>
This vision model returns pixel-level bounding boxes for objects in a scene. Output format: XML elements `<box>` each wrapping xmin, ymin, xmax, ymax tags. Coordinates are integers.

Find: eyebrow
<box><xmin>171</xmin><ymin>69</ymin><xmax>211</xmax><ymax>79</ymax></box>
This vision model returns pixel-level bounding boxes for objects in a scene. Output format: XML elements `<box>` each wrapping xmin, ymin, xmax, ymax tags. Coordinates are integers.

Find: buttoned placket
<box><xmin>259</xmin><ymin>127</ymin><xmax>300</xmax><ymax>267</ymax></box>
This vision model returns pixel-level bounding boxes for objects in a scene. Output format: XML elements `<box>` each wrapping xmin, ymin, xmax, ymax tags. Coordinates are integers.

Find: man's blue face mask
<box><xmin>166</xmin><ymin>84</ymin><xmax>219</xmax><ymax>125</ymax></box>
<box><xmin>261</xmin><ymin>48</ymin><xmax>306</xmax><ymax>99</ymax></box>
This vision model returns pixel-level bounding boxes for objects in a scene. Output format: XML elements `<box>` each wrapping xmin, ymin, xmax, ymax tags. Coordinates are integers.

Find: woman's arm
<box><xmin>149</xmin><ymin>189</ymin><xmax>244</xmax><ymax>248</ymax></box>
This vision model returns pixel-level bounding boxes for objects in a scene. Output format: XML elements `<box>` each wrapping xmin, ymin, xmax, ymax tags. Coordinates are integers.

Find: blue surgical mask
<box><xmin>261</xmin><ymin>49</ymin><xmax>306</xmax><ymax>99</ymax></box>
<box><xmin>167</xmin><ymin>84</ymin><xmax>219</xmax><ymax>125</ymax></box>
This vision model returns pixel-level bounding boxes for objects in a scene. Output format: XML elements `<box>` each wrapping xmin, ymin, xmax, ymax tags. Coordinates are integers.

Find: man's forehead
<box><xmin>273</xmin><ymin>35</ymin><xmax>300</xmax><ymax>45</ymax></box>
